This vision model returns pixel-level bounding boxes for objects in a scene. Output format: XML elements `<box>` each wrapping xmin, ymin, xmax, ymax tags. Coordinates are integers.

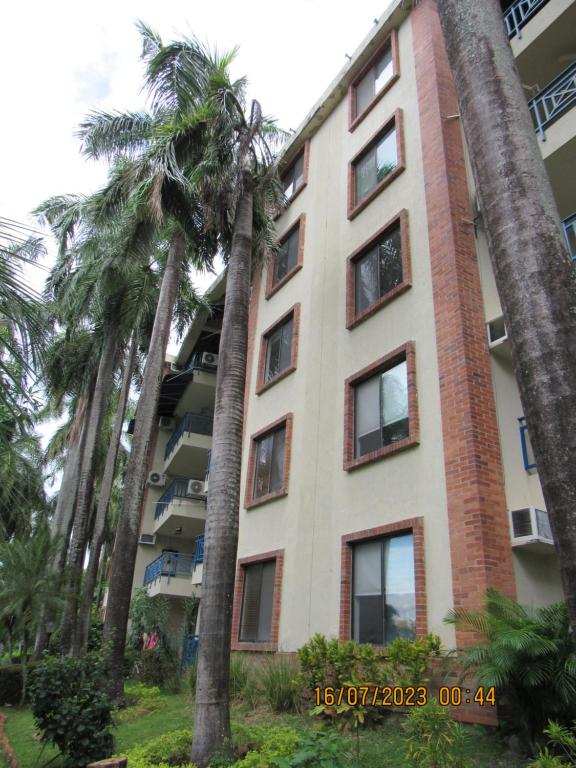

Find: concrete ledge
<box><xmin>87</xmin><ymin>758</ymin><xmax>127</xmax><ymax>768</ymax></box>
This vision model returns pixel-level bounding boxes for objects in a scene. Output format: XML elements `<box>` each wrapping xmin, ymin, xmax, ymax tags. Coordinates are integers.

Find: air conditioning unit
<box><xmin>487</xmin><ymin>316</ymin><xmax>508</xmax><ymax>348</ymax></box>
<box><xmin>139</xmin><ymin>533</ymin><xmax>156</xmax><ymax>546</ymax></box>
<box><xmin>147</xmin><ymin>471</ymin><xmax>166</xmax><ymax>487</ymax></box>
<box><xmin>158</xmin><ymin>416</ymin><xmax>175</xmax><ymax>430</ymax></box>
<box><xmin>186</xmin><ymin>479</ymin><xmax>207</xmax><ymax>498</ymax></box>
<box><xmin>201</xmin><ymin>351</ymin><xmax>219</xmax><ymax>368</ymax></box>
<box><xmin>510</xmin><ymin>507</ymin><xmax>554</xmax><ymax>550</ymax></box>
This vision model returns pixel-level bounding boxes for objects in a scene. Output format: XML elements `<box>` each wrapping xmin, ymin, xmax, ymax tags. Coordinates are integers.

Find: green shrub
<box><xmin>529</xmin><ymin>720</ymin><xmax>576</xmax><ymax>766</ymax></box>
<box><xmin>139</xmin><ymin>645</ymin><xmax>181</xmax><ymax>692</ymax></box>
<box><xmin>385</xmin><ymin>634</ymin><xmax>442</xmax><ymax>687</ymax></box>
<box><xmin>258</xmin><ymin>656</ymin><xmax>300</xmax><ymax>713</ymax></box>
<box><xmin>230</xmin><ymin>653</ymin><xmax>254</xmax><ymax>699</ymax></box>
<box><xmin>124</xmin><ymin>681</ymin><xmax>162</xmax><ymax>709</ymax></box>
<box><xmin>125</xmin><ymin>729</ymin><xmax>193</xmax><ymax>766</ymax></box>
<box><xmin>0</xmin><ymin>662</ymin><xmax>40</xmax><ymax>705</ymax></box>
<box><xmin>445</xmin><ymin>590</ymin><xmax>576</xmax><ymax>749</ymax></box>
<box><xmin>270</xmin><ymin>731</ymin><xmax>352</xmax><ymax>768</ymax></box>
<box><xmin>233</xmin><ymin>726</ymin><xmax>301</xmax><ymax>768</ymax></box>
<box><xmin>297</xmin><ymin>634</ymin><xmax>381</xmax><ymax>692</ymax></box>
<box><xmin>404</xmin><ymin>699</ymin><xmax>470</xmax><ymax>768</ymax></box>
<box><xmin>29</xmin><ymin>653</ymin><xmax>114</xmax><ymax>767</ymax></box>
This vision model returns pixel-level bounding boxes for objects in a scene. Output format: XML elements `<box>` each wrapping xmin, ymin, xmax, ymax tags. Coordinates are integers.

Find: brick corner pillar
<box><xmin>411</xmin><ymin>0</ymin><xmax>516</xmax><ymax>645</ymax></box>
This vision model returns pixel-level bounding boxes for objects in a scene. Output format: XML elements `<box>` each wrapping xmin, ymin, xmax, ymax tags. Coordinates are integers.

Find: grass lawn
<box><xmin>1</xmin><ymin>690</ymin><xmax>528</xmax><ymax>768</ymax></box>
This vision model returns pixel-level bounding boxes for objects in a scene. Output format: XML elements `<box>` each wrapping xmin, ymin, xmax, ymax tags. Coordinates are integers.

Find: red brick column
<box><xmin>411</xmin><ymin>0</ymin><xmax>516</xmax><ymax>644</ymax></box>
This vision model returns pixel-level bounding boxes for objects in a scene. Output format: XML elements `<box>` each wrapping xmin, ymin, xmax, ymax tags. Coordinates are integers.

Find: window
<box><xmin>348</xmin><ymin>111</ymin><xmax>404</xmax><ymax>219</ymax></box>
<box><xmin>355</xmin><ymin>46</ymin><xmax>393</xmax><ymax>117</ymax></box>
<box><xmin>355</xmin><ymin>125</ymin><xmax>397</xmax><ymax>202</ymax></box>
<box><xmin>348</xmin><ymin>212</ymin><xmax>410</xmax><ymax>327</ymax></box>
<box><xmin>239</xmin><ymin>561</ymin><xmax>276</xmax><ymax>643</ymax></box>
<box><xmin>355</xmin><ymin>359</ymin><xmax>408</xmax><ymax>456</ymax></box>
<box><xmin>344</xmin><ymin>343</ymin><xmax>417</xmax><ymax>471</ymax></box>
<box><xmin>352</xmin><ymin>533</ymin><xmax>416</xmax><ymax>644</ymax></box>
<box><xmin>275</xmin><ymin>225</ymin><xmax>299</xmax><ymax>286</ymax></box>
<box><xmin>257</xmin><ymin>305</ymin><xmax>299</xmax><ymax>393</ymax></box>
<box><xmin>246</xmin><ymin>415</ymin><xmax>293</xmax><ymax>508</ymax></box>
<box><xmin>349</xmin><ymin>31</ymin><xmax>399</xmax><ymax>130</ymax></box>
<box><xmin>281</xmin><ymin>150</ymin><xmax>306</xmax><ymax>199</ymax></box>
<box><xmin>265</xmin><ymin>317</ymin><xmax>293</xmax><ymax>383</ymax></box>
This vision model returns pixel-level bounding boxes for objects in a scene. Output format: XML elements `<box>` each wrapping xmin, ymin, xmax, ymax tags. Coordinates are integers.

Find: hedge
<box><xmin>0</xmin><ymin>663</ymin><xmax>40</xmax><ymax>705</ymax></box>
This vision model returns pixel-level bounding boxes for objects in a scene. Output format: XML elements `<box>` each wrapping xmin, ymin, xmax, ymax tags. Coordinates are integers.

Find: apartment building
<box><xmin>133</xmin><ymin>0</ymin><xmax>575</xmax><ymax>670</ymax></box>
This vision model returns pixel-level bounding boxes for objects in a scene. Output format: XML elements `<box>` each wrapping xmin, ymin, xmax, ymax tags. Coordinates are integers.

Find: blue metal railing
<box><xmin>181</xmin><ymin>634</ymin><xmax>199</xmax><ymax>668</ymax></box>
<box><xmin>529</xmin><ymin>62</ymin><xmax>576</xmax><ymax>140</ymax></box>
<box><xmin>563</xmin><ymin>213</ymin><xmax>576</xmax><ymax>260</ymax></box>
<box><xmin>155</xmin><ymin>478</ymin><xmax>191</xmax><ymax>520</ymax></box>
<box><xmin>518</xmin><ymin>416</ymin><xmax>537</xmax><ymax>472</ymax></box>
<box><xmin>164</xmin><ymin>412</ymin><xmax>214</xmax><ymax>461</ymax></box>
<box><xmin>193</xmin><ymin>535</ymin><xmax>205</xmax><ymax>565</ymax></box>
<box><xmin>143</xmin><ymin>552</ymin><xmax>195</xmax><ymax>586</ymax></box>
<box><xmin>503</xmin><ymin>0</ymin><xmax>550</xmax><ymax>39</ymax></box>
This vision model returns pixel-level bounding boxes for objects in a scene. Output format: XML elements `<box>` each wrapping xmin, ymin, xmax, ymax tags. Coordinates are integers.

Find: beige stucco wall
<box><xmin>238</xmin><ymin>17</ymin><xmax>456</xmax><ymax>652</ymax></box>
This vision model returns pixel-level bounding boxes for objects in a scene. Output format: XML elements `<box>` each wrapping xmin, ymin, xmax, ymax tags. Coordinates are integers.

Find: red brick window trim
<box><xmin>346</xmin><ymin>209</ymin><xmax>411</xmax><ymax>330</ymax></box>
<box><xmin>339</xmin><ymin>517</ymin><xmax>427</xmax><ymax>644</ymax></box>
<box><xmin>232</xmin><ymin>549</ymin><xmax>284</xmax><ymax>652</ymax></box>
<box><xmin>348</xmin><ymin>109</ymin><xmax>405</xmax><ymax>221</ymax></box>
<box><xmin>266</xmin><ymin>215</ymin><xmax>306</xmax><ymax>300</ymax></box>
<box><xmin>343</xmin><ymin>341</ymin><xmax>418</xmax><ymax>471</ymax></box>
<box><xmin>279</xmin><ymin>141</ymin><xmax>310</xmax><ymax>209</ymax></box>
<box><xmin>349</xmin><ymin>29</ymin><xmax>400</xmax><ymax>132</ymax></box>
<box><xmin>245</xmin><ymin>413</ymin><xmax>293</xmax><ymax>509</ymax></box>
<box><xmin>256</xmin><ymin>304</ymin><xmax>300</xmax><ymax>395</ymax></box>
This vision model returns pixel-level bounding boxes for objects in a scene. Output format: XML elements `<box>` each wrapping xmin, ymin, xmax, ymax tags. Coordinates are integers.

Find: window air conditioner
<box><xmin>201</xmin><ymin>352</ymin><xmax>219</xmax><ymax>368</ymax></box>
<box><xmin>158</xmin><ymin>416</ymin><xmax>175</xmax><ymax>430</ymax></box>
<box><xmin>139</xmin><ymin>533</ymin><xmax>156</xmax><ymax>546</ymax></box>
<box><xmin>147</xmin><ymin>472</ymin><xmax>166</xmax><ymax>487</ymax></box>
<box><xmin>510</xmin><ymin>507</ymin><xmax>554</xmax><ymax>550</ymax></box>
<box><xmin>486</xmin><ymin>316</ymin><xmax>508</xmax><ymax>348</ymax></box>
<box><xmin>186</xmin><ymin>479</ymin><xmax>207</xmax><ymax>499</ymax></box>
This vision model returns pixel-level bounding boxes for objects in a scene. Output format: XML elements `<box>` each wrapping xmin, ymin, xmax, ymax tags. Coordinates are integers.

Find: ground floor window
<box><xmin>239</xmin><ymin>560</ymin><xmax>276</xmax><ymax>643</ymax></box>
<box><xmin>352</xmin><ymin>532</ymin><xmax>415</xmax><ymax>644</ymax></box>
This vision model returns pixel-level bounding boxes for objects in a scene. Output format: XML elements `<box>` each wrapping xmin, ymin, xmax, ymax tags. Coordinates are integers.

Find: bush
<box><xmin>230</xmin><ymin>653</ymin><xmax>254</xmax><ymax>698</ymax></box>
<box><xmin>124</xmin><ymin>729</ymin><xmax>193</xmax><ymax>767</ymax></box>
<box><xmin>30</xmin><ymin>653</ymin><xmax>114</xmax><ymax>767</ymax></box>
<box><xmin>124</xmin><ymin>681</ymin><xmax>162</xmax><ymax>709</ymax></box>
<box><xmin>445</xmin><ymin>590</ymin><xmax>576</xmax><ymax>749</ymax></box>
<box><xmin>529</xmin><ymin>720</ymin><xmax>576</xmax><ymax>766</ymax></box>
<box><xmin>385</xmin><ymin>634</ymin><xmax>442</xmax><ymax>687</ymax></box>
<box><xmin>270</xmin><ymin>731</ymin><xmax>352</xmax><ymax>768</ymax></box>
<box><xmin>258</xmin><ymin>656</ymin><xmax>300</xmax><ymax>713</ymax></box>
<box><xmin>0</xmin><ymin>662</ymin><xmax>40</xmax><ymax>705</ymax></box>
<box><xmin>233</xmin><ymin>726</ymin><xmax>302</xmax><ymax>768</ymax></box>
<box><xmin>297</xmin><ymin>634</ymin><xmax>381</xmax><ymax>692</ymax></box>
<box><xmin>139</xmin><ymin>645</ymin><xmax>181</xmax><ymax>692</ymax></box>
<box><xmin>404</xmin><ymin>699</ymin><xmax>470</xmax><ymax>768</ymax></box>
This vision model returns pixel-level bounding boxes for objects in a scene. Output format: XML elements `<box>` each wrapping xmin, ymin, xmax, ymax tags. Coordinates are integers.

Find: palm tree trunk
<box><xmin>192</xmin><ymin>184</ymin><xmax>253</xmax><ymax>767</ymax></box>
<box><xmin>61</xmin><ymin>333</ymin><xmax>119</xmax><ymax>654</ymax></box>
<box><xmin>32</xmin><ymin>394</ymin><xmax>92</xmax><ymax>660</ymax></box>
<box><xmin>436</xmin><ymin>0</ymin><xmax>576</xmax><ymax>627</ymax></box>
<box><xmin>103</xmin><ymin>233</ymin><xmax>186</xmax><ymax>701</ymax></box>
<box><xmin>75</xmin><ymin>337</ymin><xmax>137</xmax><ymax>655</ymax></box>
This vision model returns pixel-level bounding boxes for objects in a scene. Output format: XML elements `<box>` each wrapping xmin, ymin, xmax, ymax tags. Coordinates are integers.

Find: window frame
<box><xmin>339</xmin><ymin>518</ymin><xmax>426</xmax><ymax>646</ymax></box>
<box><xmin>349</xmin><ymin>30</ymin><xmax>400</xmax><ymax>132</ymax></box>
<box><xmin>266</xmin><ymin>215</ymin><xmax>306</xmax><ymax>299</ymax></box>
<box><xmin>232</xmin><ymin>550</ymin><xmax>284</xmax><ymax>652</ymax></box>
<box><xmin>346</xmin><ymin>209</ymin><xmax>411</xmax><ymax>329</ymax></box>
<box><xmin>348</xmin><ymin>109</ymin><xmax>405</xmax><ymax>221</ymax></box>
<box><xmin>343</xmin><ymin>342</ymin><xmax>418</xmax><ymax>471</ymax></box>
<box><xmin>256</xmin><ymin>305</ymin><xmax>300</xmax><ymax>395</ymax></box>
<box><xmin>279</xmin><ymin>141</ymin><xmax>310</xmax><ymax>206</ymax></box>
<box><xmin>245</xmin><ymin>414</ymin><xmax>293</xmax><ymax>509</ymax></box>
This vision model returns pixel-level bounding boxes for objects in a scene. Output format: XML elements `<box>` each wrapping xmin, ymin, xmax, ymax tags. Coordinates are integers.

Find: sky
<box><xmin>1</xmin><ymin>0</ymin><xmax>390</xmax><ymax>250</ymax></box>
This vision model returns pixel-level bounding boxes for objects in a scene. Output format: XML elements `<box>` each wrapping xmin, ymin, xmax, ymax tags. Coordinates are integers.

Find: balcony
<box><xmin>503</xmin><ymin>0</ymin><xmax>552</xmax><ymax>40</ymax></box>
<box><xmin>153</xmin><ymin>478</ymin><xmax>206</xmax><ymax>538</ymax></box>
<box><xmin>191</xmin><ymin>535</ymin><xmax>204</xmax><ymax>586</ymax></box>
<box><xmin>529</xmin><ymin>62</ymin><xmax>576</xmax><ymax>140</ymax></box>
<box><xmin>164</xmin><ymin>412</ymin><xmax>213</xmax><ymax>477</ymax></box>
<box><xmin>143</xmin><ymin>552</ymin><xmax>196</xmax><ymax>598</ymax></box>
<box><xmin>564</xmin><ymin>213</ymin><xmax>576</xmax><ymax>259</ymax></box>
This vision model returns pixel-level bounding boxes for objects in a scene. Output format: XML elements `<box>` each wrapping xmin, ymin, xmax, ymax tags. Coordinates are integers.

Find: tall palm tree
<box><xmin>436</xmin><ymin>0</ymin><xmax>576</xmax><ymax>630</ymax></box>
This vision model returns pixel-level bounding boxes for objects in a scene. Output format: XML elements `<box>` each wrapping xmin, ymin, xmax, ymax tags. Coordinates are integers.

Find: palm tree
<box><xmin>0</xmin><ymin>524</ymin><xmax>63</xmax><ymax>702</ymax></box>
<box><xmin>445</xmin><ymin>589</ymin><xmax>576</xmax><ymax>751</ymax></box>
<box><xmin>436</xmin><ymin>0</ymin><xmax>576</xmax><ymax>629</ymax></box>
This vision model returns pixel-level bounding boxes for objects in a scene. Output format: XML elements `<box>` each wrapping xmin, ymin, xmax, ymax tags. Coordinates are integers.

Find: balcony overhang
<box><xmin>153</xmin><ymin>497</ymin><xmax>207</xmax><ymax>538</ymax></box>
<box><xmin>146</xmin><ymin>575</ymin><xmax>196</xmax><ymax>599</ymax></box>
<box><xmin>164</xmin><ymin>433</ymin><xmax>212</xmax><ymax>477</ymax></box>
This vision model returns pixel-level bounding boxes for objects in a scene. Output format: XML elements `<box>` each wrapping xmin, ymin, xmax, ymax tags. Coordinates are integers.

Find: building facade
<box><xmin>132</xmin><ymin>0</ymin><xmax>575</xmax><ymax>668</ymax></box>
